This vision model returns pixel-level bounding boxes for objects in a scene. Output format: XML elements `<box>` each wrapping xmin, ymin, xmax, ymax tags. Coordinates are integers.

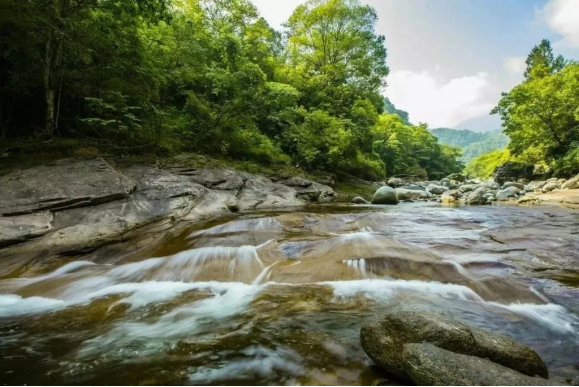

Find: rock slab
<box><xmin>403</xmin><ymin>343</ymin><xmax>561</xmax><ymax>386</ymax></box>
<box><xmin>360</xmin><ymin>311</ymin><xmax>548</xmax><ymax>379</ymax></box>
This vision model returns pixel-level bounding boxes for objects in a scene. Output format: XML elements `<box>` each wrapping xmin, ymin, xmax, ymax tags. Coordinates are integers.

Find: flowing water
<box><xmin>1</xmin><ymin>203</ymin><xmax>579</xmax><ymax>385</ymax></box>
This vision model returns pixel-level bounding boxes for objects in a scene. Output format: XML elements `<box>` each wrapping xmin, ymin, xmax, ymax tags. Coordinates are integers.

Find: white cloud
<box><xmin>385</xmin><ymin>70</ymin><xmax>495</xmax><ymax>128</ymax></box>
<box><xmin>542</xmin><ymin>0</ymin><xmax>579</xmax><ymax>48</ymax></box>
<box><xmin>503</xmin><ymin>56</ymin><xmax>526</xmax><ymax>75</ymax></box>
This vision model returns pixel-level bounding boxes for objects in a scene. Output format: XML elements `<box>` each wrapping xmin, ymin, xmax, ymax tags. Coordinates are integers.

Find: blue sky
<box><xmin>251</xmin><ymin>0</ymin><xmax>579</xmax><ymax>131</ymax></box>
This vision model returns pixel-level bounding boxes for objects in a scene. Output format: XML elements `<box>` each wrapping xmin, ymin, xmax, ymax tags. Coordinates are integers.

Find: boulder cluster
<box><xmin>354</xmin><ymin>172</ymin><xmax>579</xmax><ymax>207</ymax></box>
<box><xmin>360</xmin><ymin>311</ymin><xmax>576</xmax><ymax>386</ymax></box>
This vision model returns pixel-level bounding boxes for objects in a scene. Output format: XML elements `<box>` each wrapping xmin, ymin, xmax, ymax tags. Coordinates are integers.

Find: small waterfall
<box><xmin>343</xmin><ymin>258</ymin><xmax>368</xmax><ymax>278</ymax></box>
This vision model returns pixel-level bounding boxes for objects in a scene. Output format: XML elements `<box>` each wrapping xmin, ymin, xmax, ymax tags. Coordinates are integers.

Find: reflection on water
<box><xmin>0</xmin><ymin>203</ymin><xmax>578</xmax><ymax>385</ymax></box>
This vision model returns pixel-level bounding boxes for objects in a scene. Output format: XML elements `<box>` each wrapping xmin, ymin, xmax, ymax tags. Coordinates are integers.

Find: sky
<box><xmin>251</xmin><ymin>0</ymin><xmax>579</xmax><ymax>132</ymax></box>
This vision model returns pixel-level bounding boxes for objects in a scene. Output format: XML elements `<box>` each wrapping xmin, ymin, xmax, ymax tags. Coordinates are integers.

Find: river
<box><xmin>1</xmin><ymin>203</ymin><xmax>578</xmax><ymax>385</ymax></box>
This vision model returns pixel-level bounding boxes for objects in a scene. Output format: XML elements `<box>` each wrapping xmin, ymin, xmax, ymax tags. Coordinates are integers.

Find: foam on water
<box><xmin>78</xmin><ymin>282</ymin><xmax>263</xmax><ymax>356</ymax></box>
<box><xmin>490</xmin><ymin>302</ymin><xmax>579</xmax><ymax>335</ymax></box>
<box><xmin>324</xmin><ymin>279</ymin><xmax>484</xmax><ymax>302</ymax></box>
<box><xmin>0</xmin><ymin>294</ymin><xmax>66</xmax><ymax>317</ymax></box>
<box><xmin>189</xmin><ymin>346</ymin><xmax>303</xmax><ymax>384</ymax></box>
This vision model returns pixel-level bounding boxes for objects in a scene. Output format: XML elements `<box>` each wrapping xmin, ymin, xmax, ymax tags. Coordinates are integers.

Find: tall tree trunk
<box><xmin>44</xmin><ymin>28</ymin><xmax>55</xmax><ymax>136</ymax></box>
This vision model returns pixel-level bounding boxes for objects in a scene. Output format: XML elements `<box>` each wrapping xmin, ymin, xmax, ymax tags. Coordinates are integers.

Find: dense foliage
<box><xmin>492</xmin><ymin>39</ymin><xmax>579</xmax><ymax>177</ymax></box>
<box><xmin>464</xmin><ymin>149</ymin><xmax>511</xmax><ymax>179</ymax></box>
<box><xmin>383</xmin><ymin>97</ymin><xmax>410</xmax><ymax>125</ymax></box>
<box><xmin>0</xmin><ymin>0</ymin><xmax>462</xmax><ymax>180</ymax></box>
<box><xmin>431</xmin><ymin>128</ymin><xmax>509</xmax><ymax>163</ymax></box>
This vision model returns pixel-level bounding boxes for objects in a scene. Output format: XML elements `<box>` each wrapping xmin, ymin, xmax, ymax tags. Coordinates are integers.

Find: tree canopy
<box><xmin>0</xmin><ymin>0</ymin><xmax>462</xmax><ymax>180</ymax></box>
<box><xmin>492</xmin><ymin>39</ymin><xmax>579</xmax><ymax>176</ymax></box>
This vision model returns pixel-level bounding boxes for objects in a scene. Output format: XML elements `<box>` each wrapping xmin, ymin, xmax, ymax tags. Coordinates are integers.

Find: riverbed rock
<box><xmin>542</xmin><ymin>182</ymin><xmax>560</xmax><ymax>192</ymax></box>
<box><xmin>458</xmin><ymin>184</ymin><xmax>480</xmax><ymax>193</ymax></box>
<box><xmin>496</xmin><ymin>186</ymin><xmax>520</xmax><ymax>201</ymax></box>
<box><xmin>440</xmin><ymin>190</ymin><xmax>460</xmax><ymax>204</ymax></box>
<box><xmin>372</xmin><ymin>186</ymin><xmax>399</xmax><ymax>205</ymax></box>
<box><xmin>402</xmin><ymin>343</ymin><xmax>560</xmax><ymax>386</ymax></box>
<box><xmin>562</xmin><ymin>174</ymin><xmax>579</xmax><ymax>190</ymax></box>
<box><xmin>359</xmin><ymin>311</ymin><xmax>548</xmax><ymax>380</ymax></box>
<box><xmin>395</xmin><ymin>188</ymin><xmax>430</xmax><ymax>201</ymax></box>
<box><xmin>427</xmin><ymin>184</ymin><xmax>447</xmax><ymax>195</ymax></box>
<box><xmin>387</xmin><ymin>177</ymin><xmax>405</xmax><ymax>188</ymax></box>
<box><xmin>518</xmin><ymin>195</ymin><xmax>541</xmax><ymax>206</ymax></box>
<box><xmin>351</xmin><ymin>196</ymin><xmax>370</xmax><ymax>204</ymax></box>
<box><xmin>466</xmin><ymin>187</ymin><xmax>489</xmax><ymax>205</ymax></box>
<box><xmin>0</xmin><ymin>212</ymin><xmax>54</xmax><ymax>248</ymax></box>
<box><xmin>0</xmin><ymin>157</ymin><xmax>137</xmax><ymax>216</ymax></box>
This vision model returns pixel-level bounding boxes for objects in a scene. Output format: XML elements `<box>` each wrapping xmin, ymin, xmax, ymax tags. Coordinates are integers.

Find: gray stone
<box><xmin>542</xmin><ymin>182</ymin><xmax>560</xmax><ymax>192</ymax></box>
<box><xmin>458</xmin><ymin>184</ymin><xmax>480</xmax><ymax>193</ymax></box>
<box><xmin>427</xmin><ymin>184</ymin><xmax>447</xmax><ymax>195</ymax></box>
<box><xmin>359</xmin><ymin>311</ymin><xmax>548</xmax><ymax>380</ymax></box>
<box><xmin>395</xmin><ymin>188</ymin><xmax>430</xmax><ymax>201</ymax></box>
<box><xmin>403</xmin><ymin>343</ymin><xmax>561</xmax><ymax>386</ymax></box>
<box><xmin>0</xmin><ymin>212</ymin><xmax>53</xmax><ymax>247</ymax></box>
<box><xmin>562</xmin><ymin>174</ymin><xmax>579</xmax><ymax>190</ymax></box>
<box><xmin>528</xmin><ymin>181</ymin><xmax>547</xmax><ymax>191</ymax></box>
<box><xmin>387</xmin><ymin>177</ymin><xmax>405</xmax><ymax>188</ymax></box>
<box><xmin>466</xmin><ymin>187</ymin><xmax>489</xmax><ymax>205</ymax></box>
<box><xmin>372</xmin><ymin>186</ymin><xmax>399</xmax><ymax>205</ymax></box>
<box><xmin>0</xmin><ymin>157</ymin><xmax>137</xmax><ymax>216</ymax></box>
<box><xmin>496</xmin><ymin>186</ymin><xmax>521</xmax><ymax>201</ymax></box>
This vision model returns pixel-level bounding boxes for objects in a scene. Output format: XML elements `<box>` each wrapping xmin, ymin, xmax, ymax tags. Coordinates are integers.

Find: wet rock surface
<box><xmin>0</xmin><ymin>158</ymin><xmax>335</xmax><ymax>275</ymax></box>
<box><xmin>360</xmin><ymin>311</ymin><xmax>549</xmax><ymax>379</ymax></box>
<box><xmin>0</xmin><ymin>157</ymin><xmax>137</xmax><ymax>216</ymax></box>
<box><xmin>403</xmin><ymin>343</ymin><xmax>562</xmax><ymax>386</ymax></box>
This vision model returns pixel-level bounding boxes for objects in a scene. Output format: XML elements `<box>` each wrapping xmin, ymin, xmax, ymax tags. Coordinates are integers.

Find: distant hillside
<box><xmin>384</xmin><ymin>97</ymin><xmax>411</xmax><ymax>125</ymax></box>
<box><xmin>430</xmin><ymin>128</ymin><xmax>509</xmax><ymax>163</ymax></box>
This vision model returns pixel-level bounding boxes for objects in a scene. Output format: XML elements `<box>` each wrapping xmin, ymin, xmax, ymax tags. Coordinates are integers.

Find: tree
<box><xmin>524</xmin><ymin>39</ymin><xmax>566</xmax><ymax>81</ymax></box>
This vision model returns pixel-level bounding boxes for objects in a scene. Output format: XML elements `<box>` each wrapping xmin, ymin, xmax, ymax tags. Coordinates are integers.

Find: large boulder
<box><xmin>403</xmin><ymin>343</ymin><xmax>560</xmax><ymax>386</ymax></box>
<box><xmin>360</xmin><ymin>311</ymin><xmax>548</xmax><ymax>380</ymax></box>
<box><xmin>562</xmin><ymin>174</ymin><xmax>579</xmax><ymax>190</ymax></box>
<box><xmin>427</xmin><ymin>184</ymin><xmax>447</xmax><ymax>195</ymax></box>
<box><xmin>0</xmin><ymin>157</ymin><xmax>137</xmax><ymax>216</ymax></box>
<box><xmin>494</xmin><ymin>162</ymin><xmax>534</xmax><ymax>185</ymax></box>
<box><xmin>371</xmin><ymin>186</ymin><xmax>399</xmax><ymax>205</ymax></box>
<box><xmin>466</xmin><ymin>187</ymin><xmax>489</xmax><ymax>205</ymax></box>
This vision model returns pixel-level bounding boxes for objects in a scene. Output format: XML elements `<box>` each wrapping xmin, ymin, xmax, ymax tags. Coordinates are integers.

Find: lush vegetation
<box><xmin>492</xmin><ymin>39</ymin><xmax>579</xmax><ymax>177</ymax></box>
<box><xmin>431</xmin><ymin>128</ymin><xmax>509</xmax><ymax>163</ymax></box>
<box><xmin>0</xmin><ymin>0</ymin><xmax>462</xmax><ymax>181</ymax></box>
<box><xmin>464</xmin><ymin>149</ymin><xmax>511</xmax><ymax>179</ymax></box>
<box><xmin>383</xmin><ymin>97</ymin><xmax>410</xmax><ymax>125</ymax></box>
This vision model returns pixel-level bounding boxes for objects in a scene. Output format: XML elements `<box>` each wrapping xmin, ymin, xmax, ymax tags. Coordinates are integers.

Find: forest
<box><xmin>1</xmin><ymin>1</ymin><xmax>577</xmax><ymax>181</ymax></box>
<box><xmin>0</xmin><ymin>0</ymin><xmax>463</xmax><ymax>181</ymax></box>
